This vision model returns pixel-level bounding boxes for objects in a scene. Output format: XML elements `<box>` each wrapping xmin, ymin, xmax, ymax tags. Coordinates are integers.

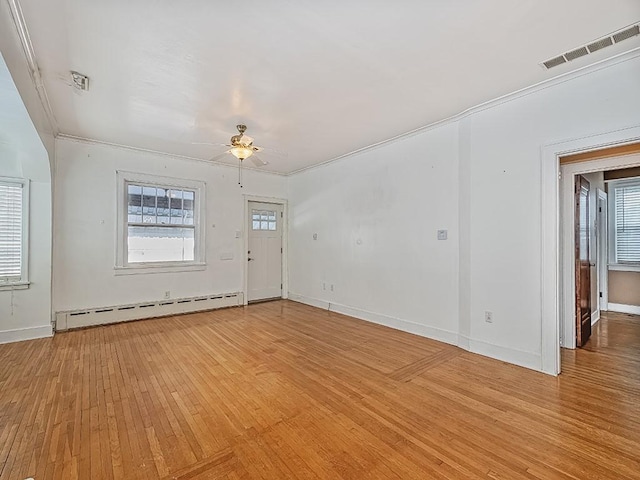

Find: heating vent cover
<box><xmin>542</xmin><ymin>23</ymin><xmax>640</xmax><ymax>69</ymax></box>
<box><xmin>55</xmin><ymin>292</ymin><xmax>243</xmax><ymax>330</ymax></box>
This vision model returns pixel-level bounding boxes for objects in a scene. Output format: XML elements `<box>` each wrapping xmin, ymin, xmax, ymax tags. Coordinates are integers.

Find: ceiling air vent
<box><xmin>587</xmin><ymin>37</ymin><xmax>613</xmax><ymax>53</ymax></box>
<box><xmin>541</xmin><ymin>23</ymin><xmax>640</xmax><ymax>69</ymax></box>
<box><xmin>543</xmin><ymin>55</ymin><xmax>567</xmax><ymax>69</ymax></box>
<box><xmin>613</xmin><ymin>25</ymin><xmax>640</xmax><ymax>43</ymax></box>
<box><xmin>565</xmin><ymin>47</ymin><xmax>589</xmax><ymax>61</ymax></box>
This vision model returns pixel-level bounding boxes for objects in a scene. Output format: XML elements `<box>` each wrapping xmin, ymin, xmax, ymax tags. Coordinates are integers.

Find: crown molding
<box><xmin>56</xmin><ymin>134</ymin><xmax>287</xmax><ymax>176</ymax></box>
<box><xmin>289</xmin><ymin>46</ymin><xmax>640</xmax><ymax>176</ymax></box>
<box><xmin>6</xmin><ymin>0</ymin><xmax>58</xmax><ymax>135</ymax></box>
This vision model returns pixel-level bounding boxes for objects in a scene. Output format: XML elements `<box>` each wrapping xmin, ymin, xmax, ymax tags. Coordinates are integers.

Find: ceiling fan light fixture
<box><xmin>230</xmin><ymin>145</ymin><xmax>254</xmax><ymax>160</ymax></box>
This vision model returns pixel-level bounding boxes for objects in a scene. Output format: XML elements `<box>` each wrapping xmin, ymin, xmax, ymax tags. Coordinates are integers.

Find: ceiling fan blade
<box><xmin>209</xmin><ymin>150</ymin><xmax>231</xmax><ymax>162</ymax></box>
<box><xmin>239</xmin><ymin>134</ymin><xmax>254</xmax><ymax>145</ymax></box>
<box><xmin>250</xmin><ymin>155</ymin><xmax>269</xmax><ymax>167</ymax></box>
<box><xmin>253</xmin><ymin>146</ymin><xmax>287</xmax><ymax>158</ymax></box>
<box><xmin>192</xmin><ymin>142</ymin><xmax>230</xmax><ymax>147</ymax></box>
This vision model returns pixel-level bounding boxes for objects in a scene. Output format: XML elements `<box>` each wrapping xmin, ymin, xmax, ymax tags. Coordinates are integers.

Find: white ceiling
<box><xmin>18</xmin><ymin>0</ymin><xmax>640</xmax><ymax>174</ymax></box>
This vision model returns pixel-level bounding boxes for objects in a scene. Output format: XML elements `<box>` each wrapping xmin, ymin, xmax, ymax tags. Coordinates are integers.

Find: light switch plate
<box><xmin>437</xmin><ymin>229</ymin><xmax>448</xmax><ymax>240</ymax></box>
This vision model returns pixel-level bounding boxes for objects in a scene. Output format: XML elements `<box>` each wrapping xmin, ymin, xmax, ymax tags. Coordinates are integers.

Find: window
<box><xmin>252</xmin><ymin>209</ymin><xmax>277</xmax><ymax>231</ymax></box>
<box><xmin>610</xmin><ymin>179</ymin><xmax>640</xmax><ymax>265</ymax></box>
<box><xmin>116</xmin><ymin>172</ymin><xmax>205</xmax><ymax>272</ymax></box>
<box><xmin>0</xmin><ymin>178</ymin><xmax>29</xmax><ymax>287</ymax></box>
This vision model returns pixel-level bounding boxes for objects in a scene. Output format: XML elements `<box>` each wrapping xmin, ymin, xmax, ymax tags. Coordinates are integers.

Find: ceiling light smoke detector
<box><xmin>70</xmin><ymin>71</ymin><xmax>89</xmax><ymax>91</ymax></box>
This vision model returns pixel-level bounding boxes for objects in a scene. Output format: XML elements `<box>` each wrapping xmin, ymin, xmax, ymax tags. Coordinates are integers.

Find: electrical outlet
<box><xmin>485</xmin><ymin>311</ymin><xmax>493</xmax><ymax>323</ymax></box>
<box><xmin>330</xmin><ymin>284</ymin><xmax>334</xmax><ymax>292</ymax></box>
<box><xmin>164</xmin><ymin>291</ymin><xmax>170</xmax><ymax>299</ymax></box>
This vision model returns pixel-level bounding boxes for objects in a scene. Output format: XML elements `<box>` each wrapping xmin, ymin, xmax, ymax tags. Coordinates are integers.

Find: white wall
<box><xmin>53</xmin><ymin>138</ymin><xmax>286</xmax><ymax>312</ymax></box>
<box><xmin>288</xmin><ymin>52</ymin><xmax>640</xmax><ymax>372</ymax></box>
<box><xmin>288</xmin><ymin>123</ymin><xmax>460</xmax><ymax>344</ymax></box>
<box><xmin>468</xmin><ymin>55</ymin><xmax>639</xmax><ymax>370</ymax></box>
<box><xmin>0</xmin><ymin>54</ymin><xmax>52</xmax><ymax>343</ymax></box>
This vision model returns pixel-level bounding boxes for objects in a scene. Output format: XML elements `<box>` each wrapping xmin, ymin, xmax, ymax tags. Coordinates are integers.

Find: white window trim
<box><xmin>607</xmin><ymin>177</ymin><xmax>640</xmax><ymax>272</ymax></box>
<box><xmin>0</xmin><ymin>177</ymin><xmax>29</xmax><ymax>290</ymax></box>
<box><xmin>115</xmin><ymin>171</ymin><xmax>206</xmax><ymax>275</ymax></box>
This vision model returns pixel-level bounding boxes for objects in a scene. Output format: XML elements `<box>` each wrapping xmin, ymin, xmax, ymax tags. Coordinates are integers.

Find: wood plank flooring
<box><xmin>0</xmin><ymin>302</ymin><xmax>639</xmax><ymax>479</ymax></box>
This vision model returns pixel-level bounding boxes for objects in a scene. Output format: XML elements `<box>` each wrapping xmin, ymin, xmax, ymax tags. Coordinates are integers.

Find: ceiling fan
<box><xmin>196</xmin><ymin>124</ymin><xmax>272</xmax><ymax>187</ymax></box>
<box><xmin>199</xmin><ymin>124</ymin><xmax>269</xmax><ymax>164</ymax></box>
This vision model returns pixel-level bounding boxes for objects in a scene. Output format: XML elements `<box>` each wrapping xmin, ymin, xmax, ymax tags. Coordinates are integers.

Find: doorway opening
<box><xmin>559</xmin><ymin>152</ymin><xmax>640</xmax><ymax>362</ymax></box>
<box><xmin>243</xmin><ymin>196</ymin><xmax>288</xmax><ymax>305</ymax></box>
<box><xmin>541</xmin><ymin>130</ymin><xmax>640</xmax><ymax>376</ymax></box>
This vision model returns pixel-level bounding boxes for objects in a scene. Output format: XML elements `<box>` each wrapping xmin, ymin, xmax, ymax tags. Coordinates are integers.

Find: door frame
<box><xmin>560</xmin><ymin>157</ymin><xmax>640</xmax><ymax>350</ymax></box>
<box><xmin>242</xmin><ymin>194</ymin><xmax>288</xmax><ymax>305</ymax></box>
<box><xmin>541</xmin><ymin>125</ymin><xmax>640</xmax><ymax>375</ymax></box>
<box><xmin>596</xmin><ymin>189</ymin><xmax>608</xmax><ymax>315</ymax></box>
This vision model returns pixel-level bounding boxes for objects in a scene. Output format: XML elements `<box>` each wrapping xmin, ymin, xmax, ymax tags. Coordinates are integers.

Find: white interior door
<box><xmin>247</xmin><ymin>202</ymin><xmax>283</xmax><ymax>302</ymax></box>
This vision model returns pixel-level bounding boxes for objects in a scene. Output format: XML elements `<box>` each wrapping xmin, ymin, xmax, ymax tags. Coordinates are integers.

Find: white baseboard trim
<box><xmin>288</xmin><ymin>293</ymin><xmax>542</xmax><ymax>371</ymax></box>
<box><xmin>0</xmin><ymin>325</ymin><xmax>53</xmax><ymax>344</ymax></box>
<box><xmin>330</xmin><ymin>302</ymin><xmax>459</xmax><ymax>347</ymax></box>
<box><xmin>289</xmin><ymin>293</ymin><xmax>458</xmax><ymax>345</ymax></box>
<box><xmin>591</xmin><ymin>309</ymin><xmax>601</xmax><ymax>326</ymax></box>
<box><xmin>459</xmin><ymin>335</ymin><xmax>542</xmax><ymax>372</ymax></box>
<box><xmin>288</xmin><ymin>293</ymin><xmax>330</xmax><ymax>311</ymax></box>
<box><xmin>607</xmin><ymin>303</ymin><xmax>640</xmax><ymax>315</ymax></box>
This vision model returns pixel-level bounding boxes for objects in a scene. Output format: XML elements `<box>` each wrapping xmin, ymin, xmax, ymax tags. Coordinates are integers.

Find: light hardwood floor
<box><xmin>1</xmin><ymin>302</ymin><xmax>639</xmax><ymax>479</ymax></box>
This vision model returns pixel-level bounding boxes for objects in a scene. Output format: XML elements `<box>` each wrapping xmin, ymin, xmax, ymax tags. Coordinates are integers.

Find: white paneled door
<box><xmin>247</xmin><ymin>202</ymin><xmax>283</xmax><ymax>302</ymax></box>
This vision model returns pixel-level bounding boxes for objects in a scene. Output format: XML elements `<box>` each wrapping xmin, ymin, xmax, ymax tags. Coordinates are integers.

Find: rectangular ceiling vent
<box><xmin>541</xmin><ymin>23</ymin><xmax>640</xmax><ymax>69</ymax></box>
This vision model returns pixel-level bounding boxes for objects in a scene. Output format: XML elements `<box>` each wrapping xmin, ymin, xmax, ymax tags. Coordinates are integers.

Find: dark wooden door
<box><xmin>575</xmin><ymin>175</ymin><xmax>591</xmax><ymax>347</ymax></box>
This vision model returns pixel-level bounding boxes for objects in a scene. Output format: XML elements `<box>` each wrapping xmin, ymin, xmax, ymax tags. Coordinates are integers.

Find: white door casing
<box><xmin>596</xmin><ymin>190</ymin><xmax>608</xmax><ymax>313</ymax></box>
<box><xmin>247</xmin><ymin>201</ymin><xmax>283</xmax><ymax>302</ymax></box>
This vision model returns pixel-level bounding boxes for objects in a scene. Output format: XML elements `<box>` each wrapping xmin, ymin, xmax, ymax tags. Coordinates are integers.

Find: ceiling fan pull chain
<box><xmin>238</xmin><ymin>160</ymin><xmax>243</xmax><ymax>188</ymax></box>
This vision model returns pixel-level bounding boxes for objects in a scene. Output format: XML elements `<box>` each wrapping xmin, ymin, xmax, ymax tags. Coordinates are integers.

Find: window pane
<box><xmin>127</xmin><ymin>184</ymin><xmax>142</xmax><ymax>206</ymax></box>
<box><xmin>268</xmin><ymin>221</ymin><xmax>276</xmax><ymax>231</ymax></box>
<box><xmin>253</xmin><ymin>221</ymin><xmax>260</xmax><ymax>230</ymax></box>
<box><xmin>615</xmin><ymin>183</ymin><xmax>640</xmax><ymax>263</ymax></box>
<box><xmin>142</xmin><ymin>186</ymin><xmax>157</xmax><ymax>223</ymax></box>
<box><xmin>0</xmin><ymin>183</ymin><xmax>23</xmax><ymax>279</ymax></box>
<box><xmin>184</xmin><ymin>209</ymin><xmax>194</xmax><ymax>225</ymax></box>
<box><xmin>127</xmin><ymin>184</ymin><xmax>143</xmax><ymax>223</ymax></box>
<box><xmin>128</xmin><ymin>226</ymin><xmax>195</xmax><ymax>263</ymax></box>
<box><xmin>170</xmin><ymin>190</ymin><xmax>183</xmax><ymax>225</ymax></box>
<box><xmin>183</xmin><ymin>190</ymin><xmax>194</xmax><ymax>225</ymax></box>
<box><xmin>260</xmin><ymin>221</ymin><xmax>268</xmax><ymax>229</ymax></box>
<box><xmin>156</xmin><ymin>188</ymin><xmax>170</xmax><ymax>224</ymax></box>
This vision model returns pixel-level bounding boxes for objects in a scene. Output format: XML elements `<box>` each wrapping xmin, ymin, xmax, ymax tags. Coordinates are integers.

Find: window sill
<box><xmin>114</xmin><ymin>263</ymin><xmax>206</xmax><ymax>276</ymax></box>
<box><xmin>0</xmin><ymin>282</ymin><xmax>30</xmax><ymax>291</ymax></box>
<box><xmin>608</xmin><ymin>264</ymin><xmax>640</xmax><ymax>273</ymax></box>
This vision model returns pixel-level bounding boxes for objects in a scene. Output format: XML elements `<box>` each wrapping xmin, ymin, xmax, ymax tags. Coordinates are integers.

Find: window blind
<box><xmin>614</xmin><ymin>182</ymin><xmax>640</xmax><ymax>263</ymax></box>
<box><xmin>0</xmin><ymin>182</ymin><xmax>23</xmax><ymax>280</ymax></box>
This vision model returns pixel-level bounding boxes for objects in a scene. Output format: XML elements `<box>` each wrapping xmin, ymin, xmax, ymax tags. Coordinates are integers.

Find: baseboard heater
<box><xmin>55</xmin><ymin>292</ymin><xmax>243</xmax><ymax>331</ymax></box>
